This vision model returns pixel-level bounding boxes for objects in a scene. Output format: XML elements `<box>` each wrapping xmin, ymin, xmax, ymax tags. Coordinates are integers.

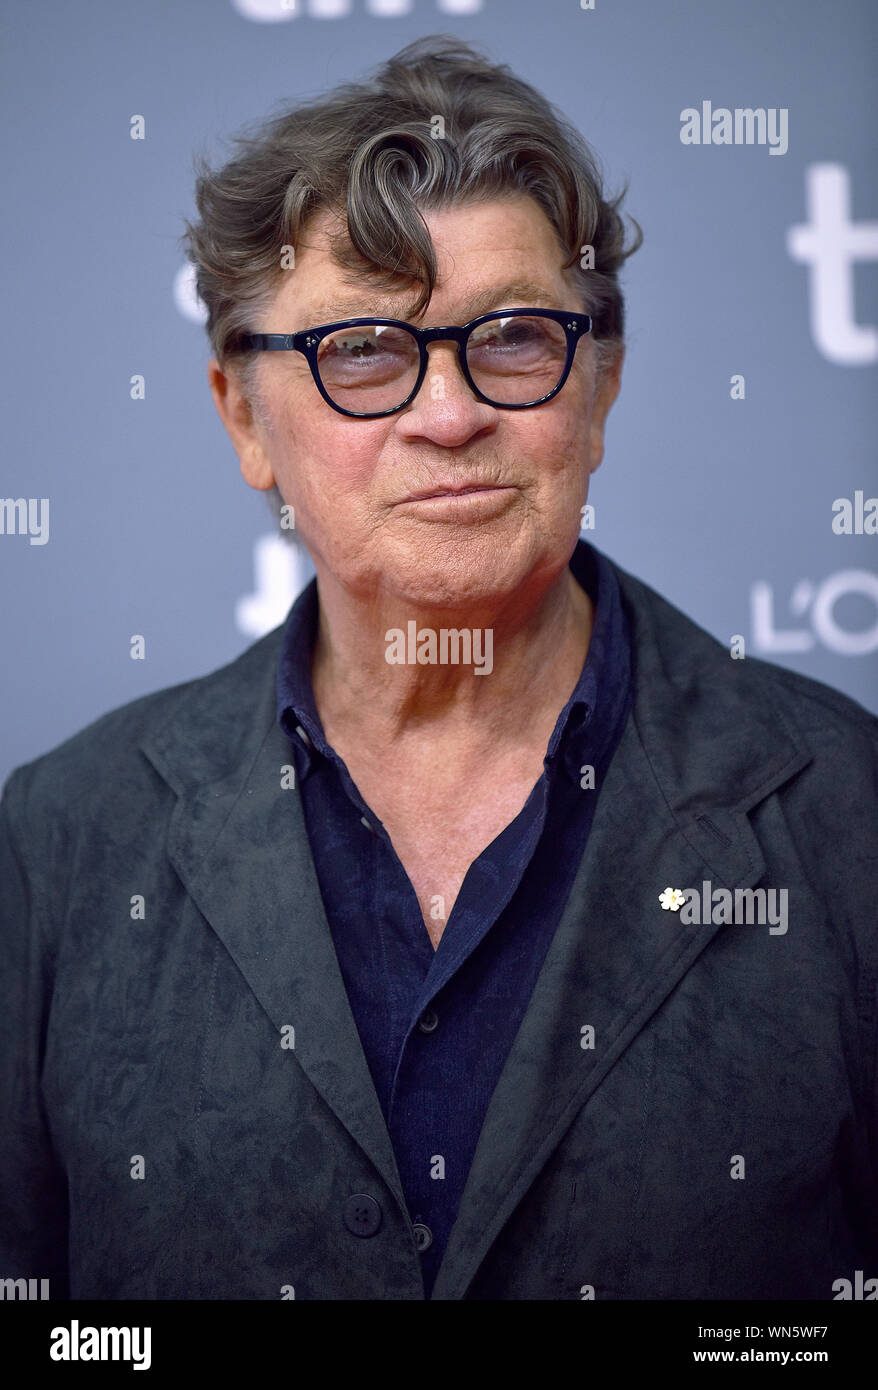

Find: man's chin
<box><xmin>378</xmin><ymin>552</ymin><xmax>538</xmax><ymax>615</ymax></box>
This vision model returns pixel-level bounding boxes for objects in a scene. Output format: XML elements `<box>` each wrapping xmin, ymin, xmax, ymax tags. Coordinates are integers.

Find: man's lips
<box><xmin>400</xmin><ymin>483</ymin><xmax>513</xmax><ymax>502</ymax></box>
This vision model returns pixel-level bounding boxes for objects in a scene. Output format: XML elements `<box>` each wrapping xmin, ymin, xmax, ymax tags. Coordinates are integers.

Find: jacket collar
<box><xmin>139</xmin><ymin>548</ymin><xmax>813</xmax><ymax>1298</ymax></box>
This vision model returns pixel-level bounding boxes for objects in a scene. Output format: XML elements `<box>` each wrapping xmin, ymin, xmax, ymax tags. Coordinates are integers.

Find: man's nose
<box><xmin>394</xmin><ymin>339</ymin><xmax>496</xmax><ymax>442</ymax></box>
<box><xmin>418</xmin><ymin>340</ymin><xmax>476</xmax><ymax>406</ymax></box>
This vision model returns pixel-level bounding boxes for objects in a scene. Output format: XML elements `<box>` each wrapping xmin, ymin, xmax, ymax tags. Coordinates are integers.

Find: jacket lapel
<box><xmin>139</xmin><ymin>630</ymin><xmax>409</xmax><ymax>1218</ymax></box>
<box><xmin>430</xmin><ymin>562</ymin><xmax>813</xmax><ymax>1299</ymax></box>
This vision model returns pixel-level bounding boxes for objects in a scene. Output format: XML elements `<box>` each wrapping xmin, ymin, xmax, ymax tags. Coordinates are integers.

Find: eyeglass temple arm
<box><xmin>236</xmin><ymin>333</ymin><xmax>301</xmax><ymax>352</ymax></box>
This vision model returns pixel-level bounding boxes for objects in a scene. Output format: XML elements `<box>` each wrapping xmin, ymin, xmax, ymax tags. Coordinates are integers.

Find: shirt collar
<box><xmin>276</xmin><ymin>539</ymin><xmax>632</xmax><ymax>783</ymax></box>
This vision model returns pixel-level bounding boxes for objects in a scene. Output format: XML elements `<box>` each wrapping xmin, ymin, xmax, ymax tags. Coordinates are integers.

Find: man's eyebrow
<box><xmin>302</xmin><ymin>280</ymin><xmax>563</xmax><ymax>326</ymax></box>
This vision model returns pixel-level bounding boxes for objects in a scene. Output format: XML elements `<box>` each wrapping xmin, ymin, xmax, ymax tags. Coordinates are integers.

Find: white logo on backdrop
<box><xmin>752</xmin><ymin>572</ymin><xmax>878</xmax><ymax>656</ymax></box>
<box><xmin>230</xmin><ymin>0</ymin><xmax>482</xmax><ymax>20</ymax></box>
<box><xmin>236</xmin><ymin>534</ymin><xmax>312</xmax><ymax>637</ymax></box>
<box><xmin>787</xmin><ymin>164</ymin><xmax>878</xmax><ymax>366</ymax></box>
<box><xmin>173</xmin><ymin>263</ymin><xmax>208</xmax><ymax>325</ymax></box>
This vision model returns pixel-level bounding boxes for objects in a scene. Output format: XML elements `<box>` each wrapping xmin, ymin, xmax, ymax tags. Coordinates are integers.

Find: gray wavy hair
<box><xmin>182</xmin><ymin>33</ymin><xmax>642</xmax><ymax>529</ymax></box>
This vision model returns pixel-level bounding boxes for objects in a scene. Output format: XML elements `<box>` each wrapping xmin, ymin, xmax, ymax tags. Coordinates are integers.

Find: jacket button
<box><xmin>417</xmin><ymin>1007</ymin><xmax>439</xmax><ymax>1033</ymax></box>
<box><xmin>343</xmin><ymin>1194</ymin><xmax>382</xmax><ymax>1237</ymax></box>
<box><xmin>412</xmin><ymin>1222</ymin><xmax>433</xmax><ymax>1252</ymax></box>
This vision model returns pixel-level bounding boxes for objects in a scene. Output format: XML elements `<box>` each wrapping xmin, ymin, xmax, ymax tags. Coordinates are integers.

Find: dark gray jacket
<box><xmin>2</xmin><ymin>557</ymin><xmax>877</xmax><ymax>1300</ymax></box>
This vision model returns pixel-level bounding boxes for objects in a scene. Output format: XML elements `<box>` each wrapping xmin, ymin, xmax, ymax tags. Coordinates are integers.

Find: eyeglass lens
<box><xmin>315</xmin><ymin>313</ymin><xmax>569</xmax><ymax>412</ymax></box>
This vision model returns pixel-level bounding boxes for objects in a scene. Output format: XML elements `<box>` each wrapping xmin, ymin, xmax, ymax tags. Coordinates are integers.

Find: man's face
<box><xmin>211</xmin><ymin>195</ymin><xmax>622</xmax><ymax>609</ymax></box>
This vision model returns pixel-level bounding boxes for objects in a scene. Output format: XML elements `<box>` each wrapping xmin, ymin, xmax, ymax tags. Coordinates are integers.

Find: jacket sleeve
<box><xmin>0</xmin><ymin>769</ymin><xmax>70</xmax><ymax>1297</ymax></box>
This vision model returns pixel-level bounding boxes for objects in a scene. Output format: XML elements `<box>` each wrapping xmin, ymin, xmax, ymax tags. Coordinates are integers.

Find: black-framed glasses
<box><xmin>233</xmin><ymin>307</ymin><xmax>593</xmax><ymax>418</ymax></box>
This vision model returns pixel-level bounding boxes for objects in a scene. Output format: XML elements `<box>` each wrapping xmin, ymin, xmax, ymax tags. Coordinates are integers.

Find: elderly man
<box><xmin>1</xmin><ymin>35</ymin><xmax>876</xmax><ymax>1303</ymax></box>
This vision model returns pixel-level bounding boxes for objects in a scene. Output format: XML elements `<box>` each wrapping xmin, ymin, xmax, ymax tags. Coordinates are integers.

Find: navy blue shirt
<box><xmin>276</xmin><ymin>539</ymin><xmax>633</xmax><ymax>1296</ymax></box>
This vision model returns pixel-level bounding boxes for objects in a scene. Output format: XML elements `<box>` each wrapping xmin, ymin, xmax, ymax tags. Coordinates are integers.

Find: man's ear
<box><xmin>587</xmin><ymin>344</ymin><xmax>623</xmax><ymax>476</ymax></box>
<box><xmin>207</xmin><ymin>357</ymin><xmax>276</xmax><ymax>492</ymax></box>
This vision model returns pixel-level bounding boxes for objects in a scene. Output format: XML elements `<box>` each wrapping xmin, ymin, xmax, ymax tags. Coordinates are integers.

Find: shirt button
<box><xmin>342</xmin><ymin>1193</ymin><xmax>382</xmax><ymax>1238</ymax></box>
<box><xmin>417</xmin><ymin>1007</ymin><xmax>439</xmax><ymax>1033</ymax></box>
<box><xmin>412</xmin><ymin>1222</ymin><xmax>433</xmax><ymax>1252</ymax></box>
<box><xmin>294</xmin><ymin>724</ymin><xmax>312</xmax><ymax>748</ymax></box>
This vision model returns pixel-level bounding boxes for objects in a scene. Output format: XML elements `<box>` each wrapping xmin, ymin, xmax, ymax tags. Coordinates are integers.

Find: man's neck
<box><xmin>310</xmin><ymin>562</ymin><xmax>594</xmax><ymax>758</ymax></box>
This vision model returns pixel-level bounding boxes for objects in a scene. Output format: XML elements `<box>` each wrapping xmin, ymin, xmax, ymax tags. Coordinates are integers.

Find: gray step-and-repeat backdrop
<box><xmin>2</xmin><ymin>0</ymin><xmax>876</xmax><ymax>789</ymax></box>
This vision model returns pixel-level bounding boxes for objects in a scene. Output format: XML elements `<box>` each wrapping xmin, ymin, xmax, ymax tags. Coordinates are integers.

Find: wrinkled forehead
<box><xmin>270</xmin><ymin>200</ymin><xmax>578</xmax><ymax>327</ymax></box>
